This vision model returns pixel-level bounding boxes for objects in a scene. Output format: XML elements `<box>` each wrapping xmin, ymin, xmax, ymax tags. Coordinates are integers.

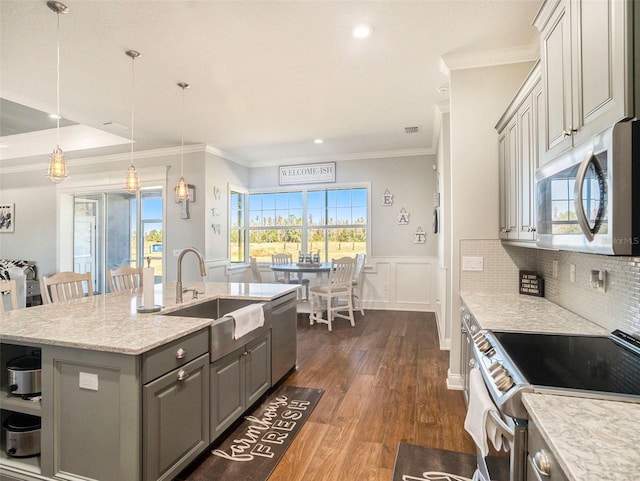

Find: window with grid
<box><xmin>230</xmin><ymin>186</ymin><xmax>368</xmax><ymax>264</ymax></box>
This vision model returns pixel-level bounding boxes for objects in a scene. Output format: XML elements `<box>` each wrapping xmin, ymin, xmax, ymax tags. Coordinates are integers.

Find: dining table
<box><xmin>269</xmin><ymin>261</ymin><xmax>332</xmax><ymax>284</ymax></box>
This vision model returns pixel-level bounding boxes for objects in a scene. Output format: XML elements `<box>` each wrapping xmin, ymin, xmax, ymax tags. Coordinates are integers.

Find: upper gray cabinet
<box><xmin>496</xmin><ymin>62</ymin><xmax>542</xmax><ymax>243</ymax></box>
<box><xmin>534</xmin><ymin>0</ymin><xmax>636</xmax><ymax>164</ymax></box>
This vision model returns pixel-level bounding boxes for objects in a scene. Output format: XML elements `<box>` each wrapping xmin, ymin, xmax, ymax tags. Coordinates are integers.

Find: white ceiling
<box><xmin>0</xmin><ymin>0</ymin><xmax>541</xmax><ymax>169</ymax></box>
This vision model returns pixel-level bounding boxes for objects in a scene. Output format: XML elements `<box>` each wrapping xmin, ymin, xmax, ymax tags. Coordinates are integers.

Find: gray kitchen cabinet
<box><xmin>496</xmin><ymin>61</ymin><xmax>541</xmax><ymax>244</ymax></box>
<box><xmin>210</xmin><ymin>332</ymin><xmax>271</xmax><ymax>442</ymax></box>
<box><xmin>534</xmin><ymin>0</ymin><xmax>636</xmax><ymax>164</ymax></box>
<box><xmin>526</xmin><ymin>418</ymin><xmax>569</xmax><ymax>481</ymax></box>
<box><xmin>0</xmin><ymin>328</ymin><xmax>210</xmax><ymax>481</ymax></box>
<box><xmin>143</xmin><ymin>353</ymin><xmax>209</xmax><ymax>481</ymax></box>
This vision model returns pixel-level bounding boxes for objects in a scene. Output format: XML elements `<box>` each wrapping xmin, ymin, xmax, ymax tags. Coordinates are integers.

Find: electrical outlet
<box><xmin>570</xmin><ymin>264</ymin><xmax>576</xmax><ymax>282</ymax></box>
<box><xmin>462</xmin><ymin>256</ymin><xmax>483</xmax><ymax>272</ymax></box>
<box><xmin>552</xmin><ymin>261</ymin><xmax>558</xmax><ymax>278</ymax></box>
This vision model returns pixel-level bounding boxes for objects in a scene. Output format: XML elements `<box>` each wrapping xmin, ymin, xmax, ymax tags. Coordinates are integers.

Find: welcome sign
<box><xmin>200</xmin><ymin>386</ymin><xmax>323</xmax><ymax>481</ymax></box>
<box><xmin>279</xmin><ymin>162</ymin><xmax>336</xmax><ymax>185</ymax></box>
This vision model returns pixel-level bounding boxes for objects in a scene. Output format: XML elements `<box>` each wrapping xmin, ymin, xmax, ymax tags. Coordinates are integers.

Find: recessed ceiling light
<box><xmin>314</xmin><ymin>139</ymin><xmax>324</xmax><ymax>144</ymax></box>
<box><xmin>352</xmin><ymin>24</ymin><xmax>371</xmax><ymax>39</ymax></box>
<box><xmin>49</xmin><ymin>113</ymin><xmax>61</xmax><ymax>120</ymax></box>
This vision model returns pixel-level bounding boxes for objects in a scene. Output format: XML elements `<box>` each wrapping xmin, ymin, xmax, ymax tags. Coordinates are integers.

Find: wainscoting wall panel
<box><xmin>209</xmin><ymin>256</ymin><xmax>438</xmax><ymax>313</ymax></box>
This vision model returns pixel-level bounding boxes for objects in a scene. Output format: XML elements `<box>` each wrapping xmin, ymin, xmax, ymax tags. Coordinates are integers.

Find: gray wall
<box><xmin>250</xmin><ymin>155</ymin><xmax>438</xmax><ymax>258</ymax></box>
<box><xmin>0</xmin><ymin>148</ymin><xmax>433</xmax><ymax>282</ymax></box>
<box><xmin>447</xmin><ymin>61</ymin><xmax>536</xmax><ymax>380</ymax></box>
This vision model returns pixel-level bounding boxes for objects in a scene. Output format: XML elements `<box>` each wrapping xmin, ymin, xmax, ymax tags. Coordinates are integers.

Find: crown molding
<box><xmin>1</xmin><ymin>143</ymin><xmax>435</xmax><ymax>175</ymax></box>
<box><xmin>441</xmin><ymin>38</ymin><xmax>539</xmax><ymax>72</ymax></box>
<box><xmin>253</xmin><ymin>147</ymin><xmax>436</xmax><ymax>168</ymax></box>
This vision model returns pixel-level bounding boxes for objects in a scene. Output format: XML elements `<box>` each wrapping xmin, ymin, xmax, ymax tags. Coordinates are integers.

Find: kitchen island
<box><xmin>0</xmin><ymin>282</ymin><xmax>298</xmax><ymax>481</ymax></box>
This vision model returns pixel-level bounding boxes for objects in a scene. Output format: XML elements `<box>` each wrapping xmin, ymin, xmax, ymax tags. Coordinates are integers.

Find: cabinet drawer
<box><xmin>142</xmin><ymin>329</ymin><xmax>208</xmax><ymax>384</ymax></box>
<box><xmin>26</xmin><ymin>280</ymin><xmax>41</xmax><ymax>296</ymax></box>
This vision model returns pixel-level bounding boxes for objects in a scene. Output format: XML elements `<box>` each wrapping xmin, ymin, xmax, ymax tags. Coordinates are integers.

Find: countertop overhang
<box><xmin>0</xmin><ymin>282</ymin><xmax>298</xmax><ymax>355</ymax></box>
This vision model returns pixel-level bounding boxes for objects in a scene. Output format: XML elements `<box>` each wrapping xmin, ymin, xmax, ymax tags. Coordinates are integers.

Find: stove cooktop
<box><xmin>493</xmin><ymin>330</ymin><xmax>640</xmax><ymax>397</ymax></box>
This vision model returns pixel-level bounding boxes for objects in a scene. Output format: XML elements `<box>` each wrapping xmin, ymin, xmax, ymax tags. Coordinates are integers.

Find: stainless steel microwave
<box><xmin>536</xmin><ymin>120</ymin><xmax>640</xmax><ymax>255</ymax></box>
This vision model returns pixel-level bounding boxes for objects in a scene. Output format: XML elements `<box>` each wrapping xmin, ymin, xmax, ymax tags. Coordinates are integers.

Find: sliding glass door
<box><xmin>73</xmin><ymin>188</ymin><xmax>163</xmax><ymax>294</ymax></box>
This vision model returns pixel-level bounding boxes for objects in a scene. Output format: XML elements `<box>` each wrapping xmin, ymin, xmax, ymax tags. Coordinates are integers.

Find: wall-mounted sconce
<box><xmin>590</xmin><ymin>269</ymin><xmax>607</xmax><ymax>292</ymax></box>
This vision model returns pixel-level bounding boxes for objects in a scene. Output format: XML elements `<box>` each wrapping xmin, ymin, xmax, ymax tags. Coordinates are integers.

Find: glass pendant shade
<box><xmin>175</xmin><ymin>176</ymin><xmax>189</xmax><ymax>202</ymax></box>
<box><xmin>124</xmin><ymin>165</ymin><xmax>140</xmax><ymax>194</ymax></box>
<box><xmin>124</xmin><ymin>49</ymin><xmax>141</xmax><ymax>194</ymax></box>
<box><xmin>47</xmin><ymin>145</ymin><xmax>68</xmax><ymax>183</ymax></box>
<box><xmin>174</xmin><ymin>82</ymin><xmax>191</xmax><ymax>202</ymax></box>
<box><xmin>47</xmin><ymin>1</ymin><xmax>69</xmax><ymax>183</ymax></box>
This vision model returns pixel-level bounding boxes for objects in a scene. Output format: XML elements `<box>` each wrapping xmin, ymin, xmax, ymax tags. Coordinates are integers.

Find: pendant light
<box><xmin>124</xmin><ymin>49</ymin><xmax>141</xmax><ymax>194</ymax></box>
<box><xmin>175</xmin><ymin>82</ymin><xmax>190</xmax><ymax>202</ymax></box>
<box><xmin>46</xmin><ymin>1</ymin><xmax>69</xmax><ymax>184</ymax></box>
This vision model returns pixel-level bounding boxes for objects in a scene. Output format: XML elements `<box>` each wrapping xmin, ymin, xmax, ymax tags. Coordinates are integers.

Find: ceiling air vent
<box><xmin>404</xmin><ymin>126</ymin><xmax>420</xmax><ymax>134</ymax></box>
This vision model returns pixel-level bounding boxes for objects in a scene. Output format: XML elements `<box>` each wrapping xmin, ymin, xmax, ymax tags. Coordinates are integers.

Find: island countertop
<box><xmin>460</xmin><ymin>291</ymin><xmax>607</xmax><ymax>335</ymax></box>
<box><xmin>523</xmin><ymin>393</ymin><xmax>640</xmax><ymax>481</ymax></box>
<box><xmin>0</xmin><ymin>281</ymin><xmax>297</xmax><ymax>355</ymax></box>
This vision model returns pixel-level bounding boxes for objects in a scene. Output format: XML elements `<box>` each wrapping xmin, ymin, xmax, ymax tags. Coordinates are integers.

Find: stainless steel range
<box><xmin>462</xmin><ymin>301</ymin><xmax>640</xmax><ymax>481</ymax></box>
<box><xmin>472</xmin><ymin>329</ymin><xmax>640</xmax><ymax>420</ymax></box>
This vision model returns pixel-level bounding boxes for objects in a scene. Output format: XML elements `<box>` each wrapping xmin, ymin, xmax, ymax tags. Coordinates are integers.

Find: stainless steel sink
<box><xmin>163</xmin><ymin>298</ymin><xmax>271</xmax><ymax>361</ymax></box>
<box><xmin>163</xmin><ymin>300</ymin><xmax>218</xmax><ymax>319</ymax></box>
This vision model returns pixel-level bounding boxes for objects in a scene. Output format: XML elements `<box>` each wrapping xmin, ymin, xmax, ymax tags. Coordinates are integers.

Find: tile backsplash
<box><xmin>460</xmin><ymin>239</ymin><xmax>640</xmax><ymax>335</ymax></box>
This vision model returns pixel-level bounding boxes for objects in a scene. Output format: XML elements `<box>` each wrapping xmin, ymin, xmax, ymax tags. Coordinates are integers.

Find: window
<box><xmin>229</xmin><ymin>190</ymin><xmax>246</xmax><ymax>263</ymax></box>
<box><xmin>230</xmin><ymin>186</ymin><xmax>368</xmax><ymax>263</ymax></box>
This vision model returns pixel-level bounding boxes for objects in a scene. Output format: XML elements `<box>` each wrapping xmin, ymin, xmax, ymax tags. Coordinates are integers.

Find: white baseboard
<box><xmin>446</xmin><ymin>369</ymin><xmax>464</xmax><ymax>391</ymax></box>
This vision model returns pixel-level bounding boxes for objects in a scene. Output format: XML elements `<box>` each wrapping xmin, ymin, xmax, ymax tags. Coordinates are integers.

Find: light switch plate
<box><xmin>79</xmin><ymin>372</ymin><xmax>98</xmax><ymax>391</ymax></box>
<box><xmin>462</xmin><ymin>256</ymin><xmax>483</xmax><ymax>272</ymax></box>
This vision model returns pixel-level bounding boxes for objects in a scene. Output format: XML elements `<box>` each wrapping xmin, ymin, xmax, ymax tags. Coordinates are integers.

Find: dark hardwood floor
<box><xmin>182</xmin><ymin>309</ymin><xmax>476</xmax><ymax>481</ymax></box>
<box><xmin>271</xmin><ymin>310</ymin><xmax>475</xmax><ymax>481</ymax></box>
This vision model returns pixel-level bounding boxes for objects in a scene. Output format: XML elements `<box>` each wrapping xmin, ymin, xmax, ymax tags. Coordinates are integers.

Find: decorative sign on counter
<box><xmin>519</xmin><ymin>270</ymin><xmax>544</xmax><ymax>297</ymax></box>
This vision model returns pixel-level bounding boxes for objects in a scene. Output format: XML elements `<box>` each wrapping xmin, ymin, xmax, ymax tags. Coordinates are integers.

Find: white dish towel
<box><xmin>225</xmin><ymin>303</ymin><xmax>265</xmax><ymax>340</ymax></box>
<box><xmin>464</xmin><ymin>367</ymin><xmax>502</xmax><ymax>457</ymax></box>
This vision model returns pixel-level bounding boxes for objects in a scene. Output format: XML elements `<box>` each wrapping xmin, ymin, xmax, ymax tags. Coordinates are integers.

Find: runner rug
<box><xmin>392</xmin><ymin>443</ymin><xmax>510</xmax><ymax>481</ymax></box>
<box><xmin>179</xmin><ymin>385</ymin><xmax>323</xmax><ymax>481</ymax></box>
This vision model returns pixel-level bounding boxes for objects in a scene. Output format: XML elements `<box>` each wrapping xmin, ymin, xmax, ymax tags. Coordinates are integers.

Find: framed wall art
<box><xmin>0</xmin><ymin>204</ymin><xmax>14</xmax><ymax>233</ymax></box>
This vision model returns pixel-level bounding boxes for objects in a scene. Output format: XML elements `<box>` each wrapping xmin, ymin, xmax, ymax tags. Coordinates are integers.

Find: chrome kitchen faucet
<box><xmin>176</xmin><ymin>247</ymin><xmax>207</xmax><ymax>303</ymax></box>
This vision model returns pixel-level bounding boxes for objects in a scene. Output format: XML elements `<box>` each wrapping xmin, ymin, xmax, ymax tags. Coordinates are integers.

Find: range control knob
<box><xmin>495</xmin><ymin>375</ymin><xmax>515</xmax><ymax>392</ymax></box>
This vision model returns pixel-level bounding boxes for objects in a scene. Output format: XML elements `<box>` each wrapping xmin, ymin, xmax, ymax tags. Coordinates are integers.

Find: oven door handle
<box><xmin>487</xmin><ymin>410</ymin><xmax>514</xmax><ymax>443</ymax></box>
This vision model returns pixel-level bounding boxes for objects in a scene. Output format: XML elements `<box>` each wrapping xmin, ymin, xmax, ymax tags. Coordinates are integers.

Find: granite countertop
<box><xmin>523</xmin><ymin>393</ymin><xmax>640</xmax><ymax>481</ymax></box>
<box><xmin>460</xmin><ymin>291</ymin><xmax>608</xmax><ymax>335</ymax></box>
<box><xmin>0</xmin><ymin>282</ymin><xmax>297</xmax><ymax>355</ymax></box>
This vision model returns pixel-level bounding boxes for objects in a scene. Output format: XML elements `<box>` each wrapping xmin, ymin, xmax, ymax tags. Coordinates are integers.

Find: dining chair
<box><xmin>271</xmin><ymin>253</ymin><xmax>294</xmax><ymax>282</ymax></box>
<box><xmin>0</xmin><ymin>280</ymin><xmax>18</xmax><ymax>313</ymax></box>
<box><xmin>249</xmin><ymin>256</ymin><xmax>263</xmax><ymax>282</ymax></box>
<box><xmin>271</xmin><ymin>253</ymin><xmax>310</xmax><ymax>300</ymax></box>
<box><xmin>309</xmin><ymin>256</ymin><xmax>356</xmax><ymax>331</ymax></box>
<box><xmin>107</xmin><ymin>266</ymin><xmax>143</xmax><ymax>292</ymax></box>
<box><xmin>352</xmin><ymin>253</ymin><xmax>366</xmax><ymax>316</ymax></box>
<box><xmin>40</xmin><ymin>271</ymin><xmax>94</xmax><ymax>304</ymax></box>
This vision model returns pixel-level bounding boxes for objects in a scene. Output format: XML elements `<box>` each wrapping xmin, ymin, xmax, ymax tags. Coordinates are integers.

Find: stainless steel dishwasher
<box><xmin>268</xmin><ymin>291</ymin><xmax>298</xmax><ymax>384</ymax></box>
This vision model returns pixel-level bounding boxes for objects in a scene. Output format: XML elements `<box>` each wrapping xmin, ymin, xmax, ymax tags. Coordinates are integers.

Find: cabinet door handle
<box><xmin>532</xmin><ymin>450</ymin><xmax>551</xmax><ymax>477</ymax></box>
<box><xmin>177</xmin><ymin>369</ymin><xmax>189</xmax><ymax>382</ymax></box>
<box><xmin>176</xmin><ymin>347</ymin><xmax>187</xmax><ymax>359</ymax></box>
